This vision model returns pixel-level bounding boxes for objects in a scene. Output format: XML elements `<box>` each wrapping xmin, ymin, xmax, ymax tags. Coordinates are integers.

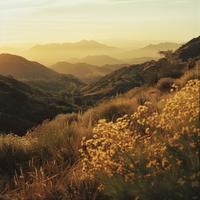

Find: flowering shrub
<box><xmin>80</xmin><ymin>79</ymin><xmax>200</xmax><ymax>199</ymax></box>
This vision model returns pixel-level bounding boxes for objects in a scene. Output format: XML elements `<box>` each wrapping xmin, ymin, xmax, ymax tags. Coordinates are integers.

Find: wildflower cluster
<box><xmin>80</xmin><ymin>115</ymin><xmax>135</xmax><ymax>179</ymax></box>
<box><xmin>80</xmin><ymin>79</ymin><xmax>200</xmax><ymax>197</ymax></box>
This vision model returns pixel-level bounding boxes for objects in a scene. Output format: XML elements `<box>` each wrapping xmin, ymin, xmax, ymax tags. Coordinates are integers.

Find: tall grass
<box><xmin>0</xmin><ymin>74</ymin><xmax>199</xmax><ymax>199</ymax></box>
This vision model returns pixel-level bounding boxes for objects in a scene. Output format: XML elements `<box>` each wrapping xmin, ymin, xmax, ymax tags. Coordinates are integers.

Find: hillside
<box><xmin>0</xmin><ymin>54</ymin><xmax>60</xmax><ymax>80</ymax></box>
<box><xmin>51</xmin><ymin>62</ymin><xmax>127</xmax><ymax>83</ymax></box>
<box><xmin>82</xmin><ymin>37</ymin><xmax>199</xmax><ymax>104</ymax></box>
<box><xmin>0</xmin><ymin>72</ymin><xmax>199</xmax><ymax>199</ymax></box>
<box><xmin>0</xmin><ymin>75</ymin><xmax>79</xmax><ymax>135</ymax></box>
<box><xmin>0</xmin><ymin>53</ymin><xmax>83</xmax><ymax>94</ymax></box>
<box><xmin>175</xmin><ymin>36</ymin><xmax>200</xmax><ymax>61</ymax></box>
<box><xmin>0</xmin><ymin>37</ymin><xmax>199</xmax><ymax>200</ymax></box>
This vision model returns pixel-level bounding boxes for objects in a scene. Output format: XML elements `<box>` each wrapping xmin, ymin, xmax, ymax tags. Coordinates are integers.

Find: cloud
<box><xmin>100</xmin><ymin>0</ymin><xmax>192</xmax><ymax>4</ymax></box>
<box><xmin>0</xmin><ymin>0</ymin><xmax>192</xmax><ymax>10</ymax></box>
<box><xmin>0</xmin><ymin>0</ymin><xmax>54</xmax><ymax>10</ymax></box>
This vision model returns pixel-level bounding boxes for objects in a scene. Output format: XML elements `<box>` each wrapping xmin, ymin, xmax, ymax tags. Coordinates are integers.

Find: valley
<box><xmin>0</xmin><ymin>0</ymin><xmax>199</xmax><ymax>199</ymax></box>
<box><xmin>0</xmin><ymin>36</ymin><xmax>199</xmax><ymax>135</ymax></box>
<box><xmin>0</xmin><ymin>35</ymin><xmax>199</xmax><ymax>200</ymax></box>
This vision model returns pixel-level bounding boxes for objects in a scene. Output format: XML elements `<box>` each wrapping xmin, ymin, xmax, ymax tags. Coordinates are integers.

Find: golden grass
<box><xmin>0</xmin><ymin>77</ymin><xmax>199</xmax><ymax>200</ymax></box>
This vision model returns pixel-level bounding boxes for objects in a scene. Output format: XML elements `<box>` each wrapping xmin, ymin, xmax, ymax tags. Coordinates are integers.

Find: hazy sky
<box><xmin>0</xmin><ymin>0</ymin><xmax>199</xmax><ymax>44</ymax></box>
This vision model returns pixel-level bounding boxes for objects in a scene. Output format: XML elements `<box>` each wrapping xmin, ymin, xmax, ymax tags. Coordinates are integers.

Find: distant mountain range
<box><xmin>28</xmin><ymin>40</ymin><xmax>119</xmax><ymax>65</ymax></box>
<box><xmin>29</xmin><ymin>41</ymin><xmax>180</xmax><ymax>65</ymax></box>
<box><xmin>122</xmin><ymin>42</ymin><xmax>181</xmax><ymax>59</ymax></box>
<box><xmin>30</xmin><ymin>40</ymin><xmax>116</xmax><ymax>52</ymax></box>
<box><xmin>0</xmin><ymin>40</ymin><xmax>181</xmax><ymax>66</ymax></box>
<box><xmin>51</xmin><ymin>62</ymin><xmax>128</xmax><ymax>83</ymax></box>
<box><xmin>142</xmin><ymin>42</ymin><xmax>181</xmax><ymax>51</ymax></box>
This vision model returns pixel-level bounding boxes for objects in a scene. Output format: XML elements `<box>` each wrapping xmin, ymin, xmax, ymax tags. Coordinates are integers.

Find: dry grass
<box><xmin>0</xmin><ymin>73</ymin><xmax>199</xmax><ymax>199</ymax></box>
<box><xmin>81</xmin><ymin>97</ymin><xmax>139</xmax><ymax>126</ymax></box>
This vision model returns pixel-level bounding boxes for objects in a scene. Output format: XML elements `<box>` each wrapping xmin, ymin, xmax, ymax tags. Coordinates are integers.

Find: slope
<box><xmin>82</xmin><ymin>36</ymin><xmax>200</xmax><ymax>104</ymax></box>
<box><xmin>0</xmin><ymin>75</ymin><xmax>79</xmax><ymax>135</ymax></box>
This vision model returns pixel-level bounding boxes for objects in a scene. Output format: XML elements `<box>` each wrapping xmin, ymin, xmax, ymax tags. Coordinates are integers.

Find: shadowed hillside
<box><xmin>0</xmin><ymin>75</ymin><xmax>79</xmax><ymax>135</ymax></box>
<box><xmin>0</xmin><ymin>55</ymin><xmax>84</xmax><ymax>134</ymax></box>
<box><xmin>175</xmin><ymin>36</ymin><xmax>200</xmax><ymax>61</ymax></box>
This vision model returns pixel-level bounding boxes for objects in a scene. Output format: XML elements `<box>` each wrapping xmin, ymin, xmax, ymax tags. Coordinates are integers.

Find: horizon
<box><xmin>0</xmin><ymin>38</ymin><xmax>184</xmax><ymax>49</ymax></box>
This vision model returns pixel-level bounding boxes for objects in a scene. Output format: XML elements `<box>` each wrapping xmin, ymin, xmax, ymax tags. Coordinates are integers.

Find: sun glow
<box><xmin>0</xmin><ymin>0</ymin><xmax>199</xmax><ymax>45</ymax></box>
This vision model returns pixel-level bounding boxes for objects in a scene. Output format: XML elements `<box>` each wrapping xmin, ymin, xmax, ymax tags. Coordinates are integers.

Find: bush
<box><xmin>156</xmin><ymin>77</ymin><xmax>175</xmax><ymax>92</ymax></box>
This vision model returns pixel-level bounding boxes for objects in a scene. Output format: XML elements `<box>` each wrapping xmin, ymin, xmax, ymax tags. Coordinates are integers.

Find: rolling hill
<box><xmin>68</xmin><ymin>55</ymin><xmax>124</xmax><ymax>66</ymax></box>
<box><xmin>0</xmin><ymin>54</ymin><xmax>58</xmax><ymax>80</ymax></box>
<box><xmin>51</xmin><ymin>62</ymin><xmax>127</xmax><ymax>83</ymax></box>
<box><xmin>0</xmin><ymin>53</ymin><xmax>83</xmax><ymax>94</ymax></box>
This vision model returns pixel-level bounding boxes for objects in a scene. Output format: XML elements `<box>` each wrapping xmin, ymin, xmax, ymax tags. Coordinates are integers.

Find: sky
<box><xmin>0</xmin><ymin>0</ymin><xmax>199</xmax><ymax>44</ymax></box>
